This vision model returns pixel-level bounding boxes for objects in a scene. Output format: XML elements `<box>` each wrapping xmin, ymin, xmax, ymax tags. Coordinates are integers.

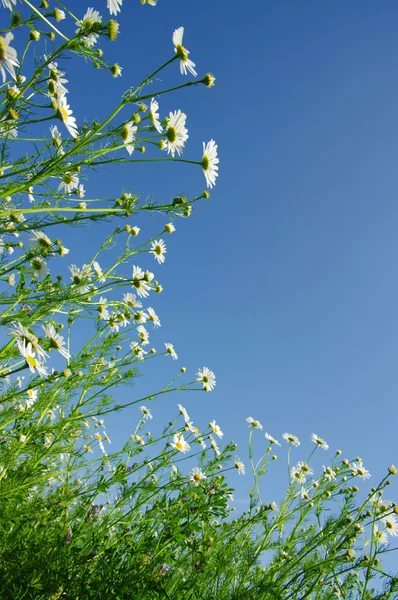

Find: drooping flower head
<box><xmin>172</xmin><ymin>27</ymin><xmax>197</xmax><ymax>77</ymax></box>
<box><xmin>201</xmin><ymin>140</ymin><xmax>219</xmax><ymax>188</ymax></box>
<box><xmin>0</xmin><ymin>33</ymin><xmax>19</xmax><ymax>83</ymax></box>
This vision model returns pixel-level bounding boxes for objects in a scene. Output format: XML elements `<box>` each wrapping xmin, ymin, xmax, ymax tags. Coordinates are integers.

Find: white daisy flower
<box><xmin>282</xmin><ymin>432</ymin><xmax>300</xmax><ymax>447</ymax></box>
<box><xmin>265</xmin><ymin>433</ymin><xmax>281</xmax><ymax>446</ymax></box>
<box><xmin>150</xmin><ymin>239</ymin><xmax>166</xmax><ymax>264</ymax></box>
<box><xmin>189</xmin><ymin>467</ymin><xmax>206</xmax><ymax>486</ymax></box>
<box><xmin>141</xmin><ymin>0</ymin><xmax>157</xmax><ymax>5</ymax></box>
<box><xmin>291</xmin><ymin>461</ymin><xmax>313</xmax><ymax>484</ymax></box>
<box><xmin>147</xmin><ymin>307</ymin><xmax>160</xmax><ymax>328</ymax></box>
<box><xmin>235</xmin><ymin>456</ymin><xmax>245</xmax><ymax>475</ymax></box>
<box><xmin>42</xmin><ymin>323</ymin><xmax>70</xmax><ymax>359</ymax></box>
<box><xmin>165</xmin><ymin>343</ymin><xmax>178</xmax><ymax>360</ymax></box>
<box><xmin>50</xmin><ymin>125</ymin><xmax>63</xmax><ymax>154</ymax></box>
<box><xmin>17</xmin><ymin>340</ymin><xmax>48</xmax><ymax>377</ymax></box>
<box><xmin>210</xmin><ymin>437</ymin><xmax>221</xmax><ymax>456</ymax></box>
<box><xmin>30</xmin><ymin>257</ymin><xmax>49</xmax><ymax>278</ymax></box>
<box><xmin>351</xmin><ymin>461</ymin><xmax>371</xmax><ymax>480</ymax></box>
<box><xmin>137</xmin><ymin>325</ymin><xmax>149</xmax><ymax>346</ymax></box>
<box><xmin>149</xmin><ymin>98</ymin><xmax>163</xmax><ymax>133</ymax></box>
<box><xmin>165</xmin><ymin>223</ymin><xmax>175</xmax><ymax>234</ymax></box>
<box><xmin>246</xmin><ymin>416</ymin><xmax>263</xmax><ymax>430</ymax></box>
<box><xmin>130</xmin><ymin>341</ymin><xmax>147</xmax><ymax>361</ymax></box>
<box><xmin>172</xmin><ymin>27</ymin><xmax>197</xmax><ymax>77</ymax></box>
<box><xmin>132</xmin><ymin>310</ymin><xmax>148</xmax><ymax>324</ymax></box>
<box><xmin>323</xmin><ymin>466</ymin><xmax>336</xmax><ymax>481</ymax></box>
<box><xmin>311</xmin><ymin>433</ymin><xmax>329</xmax><ymax>451</ymax></box>
<box><xmin>0</xmin><ymin>118</ymin><xmax>18</xmax><ymax>139</ymax></box>
<box><xmin>123</xmin><ymin>293</ymin><xmax>142</xmax><ymax>308</ymax></box>
<box><xmin>170</xmin><ymin>433</ymin><xmax>190</xmax><ymax>453</ymax></box>
<box><xmin>92</xmin><ymin>261</ymin><xmax>105</xmax><ymax>281</ymax></box>
<box><xmin>75</xmin><ymin>8</ymin><xmax>102</xmax><ymax>47</ymax></box>
<box><xmin>374</xmin><ymin>525</ymin><xmax>388</xmax><ymax>546</ymax></box>
<box><xmin>196</xmin><ymin>367</ymin><xmax>216</xmax><ymax>391</ymax></box>
<box><xmin>0</xmin><ymin>33</ymin><xmax>19</xmax><ymax>83</ymax></box>
<box><xmin>121</xmin><ymin>121</ymin><xmax>137</xmax><ymax>155</ymax></box>
<box><xmin>177</xmin><ymin>404</ymin><xmax>190</xmax><ymax>422</ymax></box>
<box><xmin>98</xmin><ymin>297</ymin><xmax>110</xmax><ymax>321</ymax></box>
<box><xmin>132</xmin><ymin>265</ymin><xmax>151</xmax><ymax>298</ymax></box>
<box><xmin>48</xmin><ymin>62</ymin><xmax>68</xmax><ymax>95</ymax></box>
<box><xmin>382</xmin><ymin>514</ymin><xmax>398</xmax><ymax>537</ymax></box>
<box><xmin>56</xmin><ymin>94</ymin><xmax>78</xmax><ymax>138</ymax></box>
<box><xmin>30</xmin><ymin>230</ymin><xmax>51</xmax><ymax>250</ymax></box>
<box><xmin>107</xmin><ymin>0</ymin><xmax>122</xmax><ymax>15</ymax></box>
<box><xmin>139</xmin><ymin>406</ymin><xmax>153</xmax><ymax>420</ymax></box>
<box><xmin>10</xmin><ymin>322</ymin><xmax>47</xmax><ymax>359</ymax></box>
<box><xmin>209</xmin><ymin>420</ymin><xmax>223</xmax><ymax>439</ymax></box>
<box><xmin>201</xmin><ymin>140</ymin><xmax>219</xmax><ymax>188</ymax></box>
<box><xmin>198</xmin><ymin>437</ymin><xmax>206</xmax><ymax>449</ymax></box>
<box><xmin>26</xmin><ymin>388</ymin><xmax>38</xmax><ymax>408</ymax></box>
<box><xmin>165</xmin><ymin>110</ymin><xmax>188</xmax><ymax>157</ymax></box>
<box><xmin>58</xmin><ymin>172</ymin><xmax>79</xmax><ymax>194</ymax></box>
<box><xmin>75</xmin><ymin>184</ymin><xmax>85</xmax><ymax>198</ymax></box>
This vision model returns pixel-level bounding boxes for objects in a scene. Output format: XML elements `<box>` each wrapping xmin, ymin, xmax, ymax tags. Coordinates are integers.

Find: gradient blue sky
<box><xmin>9</xmin><ymin>0</ymin><xmax>398</xmax><ymax>502</ymax></box>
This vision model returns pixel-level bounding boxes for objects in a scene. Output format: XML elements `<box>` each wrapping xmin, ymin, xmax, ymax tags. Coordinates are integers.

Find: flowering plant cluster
<box><xmin>0</xmin><ymin>1</ymin><xmax>396</xmax><ymax>599</ymax></box>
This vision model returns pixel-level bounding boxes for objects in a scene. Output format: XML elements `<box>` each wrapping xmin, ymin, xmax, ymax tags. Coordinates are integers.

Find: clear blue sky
<box><xmin>10</xmin><ymin>0</ymin><xmax>398</xmax><ymax>502</ymax></box>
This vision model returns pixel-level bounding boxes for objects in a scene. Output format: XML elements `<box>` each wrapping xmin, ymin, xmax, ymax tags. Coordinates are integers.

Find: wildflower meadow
<box><xmin>0</xmin><ymin>0</ymin><xmax>397</xmax><ymax>598</ymax></box>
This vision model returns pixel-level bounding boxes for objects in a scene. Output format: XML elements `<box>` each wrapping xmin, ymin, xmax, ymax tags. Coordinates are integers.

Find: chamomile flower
<box><xmin>50</xmin><ymin>125</ymin><xmax>63</xmax><ymax>154</ymax></box>
<box><xmin>0</xmin><ymin>33</ymin><xmax>19</xmax><ymax>83</ymax></box>
<box><xmin>196</xmin><ymin>367</ymin><xmax>216</xmax><ymax>391</ymax></box>
<box><xmin>351</xmin><ymin>461</ymin><xmax>371</xmax><ymax>480</ymax></box>
<box><xmin>43</xmin><ymin>323</ymin><xmax>70</xmax><ymax>359</ymax></box>
<box><xmin>235</xmin><ymin>457</ymin><xmax>245</xmax><ymax>475</ymax></box>
<box><xmin>92</xmin><ymin>261</ymin><xmax>105</xmax><ymax>281</ymax></box>
<box><xmin>30</xmin><ymin>257</ymin><xmax>49</xmax><ymax>278</ymax></box>
<box><xmin>121</xmin><ymin>121</ymin><xmax>137</xmax><ymax>155</ymax></box>
<box><xmin>265</xmin><ymin>433</ymin><xmax>281</xmax><ymax>446</ymax></box>
<box><xmin>147</xmin><ymin>308</ymin><xmax>160</xmax><ymax>328</ymax></box>
<box><xmin>282</xmin><ymin>432</ymin><xmax>300</xmax><ymax>447</ymax></box>
<box><xmin>107</xmin><ymin>0</ymin><xmax>122</xmax><ymax>15</ymax></box>
<box><xmin>10</xmin><ymin>323</ymin><xmax>47</xmax><ymax>359</ymax></box>
<box><xmin>26</xmin><ymin>389</ymin><xmax>38</xmax><ymax>408</ymax></box>
<box><xmin>172</xmin><ymin>27</ymin><xmax>197</xmax><ymax>77</ymax></box>
<box><xmin>141</xmin><ymin>0</ymin><xmax>157</xmax><ymax>5</ymax></box>
<box><xmin>150</xmin><ymin>239</ymin><xmax>166</xmax><ymax>264</ymax></box>
<box><xmin>189</xmin><ymin>467</ymin><xmax>206</xmax><ymax>486</ymax></box>
<box><xmin>291</xmin><ymin>461</ymin><xmax>313</xmax><ymax>484</ymax></box>
<box><xmin>133</xmin><ymin>310</ymin><xmax>148</xmax><ymax>324</ymax></box>
<box><xmin>177</xmin><ymin>404</ymin><xmax>190</xmax><ymax>422</ymax></box>
<box><xmin>123</xmin><ymin>293</ymin><xmax>142</xmax><ymax>309</ymax></box>
<box><xmin>374</xmin><ymin>525</ymin><xmax>388</xmax><ymax>546</ymax></box>
<box><xmin>75</xmin><ymin>184</ymin><xmax>86</xmax><ymax>198</ymax></box>
<box><xmin>137</xmin><ymin>325</ymin><xmax>149</xmax><ymax>346</ymax></box>
<box><xmin>55</xmin><ymin>94</ymin><xmax>78</xmax><ymax>138</ymax></box>
<box><xmin>201</xmin><ymin>140</ymin><xmax>219</xmax><ymax>188</ymax></box>
<box><xmin>48</xmin><ymin>62</ymin><xmax>68</xmax><ymax>95</ymax></box>
<box><xmin>323</xmin><ymin>466</ymin><xmax>336</xmax><ymax>480</ymax></box>
<box><xmin>164</xmin><ymin>110</ymin><xmax>188</xmax><ymax>157</ymax></box>
<box><xmin>76</xmin><ymin>8</ymin><xmax>102</xmax><ymax>48</ymax></box>
<box><xmin>170</xmin><ymin>433</ymin><xmax>190</xmax><ymax>453</ymax></box>
<box><xmin>382</xmin><ymin>514</ymin><xmax>398</xmax><ymax>537</ymax></box>
<box><xmin>58</xmin><ymin>172</ymin><xmax>79</xmax><ymax>194</ymax></box>
<box><xmin>149</xmin><ymin>98</ymin><xmax>163</xmax><ymax>133</ymax></box>
<box><xmin>210</xmin><ymin>437</ymin><xmax>220</xmax><ymax>456</ymax></box>
<box><xmin>246</xmin><ymin>417</ymin><xmax>263</xmax><ymax>430</ymax></box>
<box><xmin>311</xmin><ymin>433</ymin><xmax>329</xmax><ymax>451</ymax></box>
<box><xmin>139</xmin><ymin>406</ymin><xmax>153</xmax><ymax>420</ymax></box>
<box><xmin>165</xmin><ymin>343</ymin><xmax>178</xmax><ymax>360</ymax></box>
<box><xmin>165</xmin><ymin>223</ymin><xmax>175</xmax><ymax>233</ymax></box>
<box><xmin>209</xmin><ymin>420</ymin><xmax>223</xmax><ymax>438</ymax></box>
<box><xmin>30</xmin><ymin>231</ymin><xmax>51</xmax><ymax>251</ymax></box>
<box><xmin>17</xmin><ymin>340</ymin><xmax>48</xmax><ymax>377</ymax></box>
<box><xmin>132</xmin><ymin>265</ymin><xmax>151</xmax><ymax>298</ymax></box>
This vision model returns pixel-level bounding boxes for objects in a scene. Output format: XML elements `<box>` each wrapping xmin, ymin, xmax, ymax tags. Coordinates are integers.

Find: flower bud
<box><xmin>202</xmin><ymin>73</ymin><xmax>216</xmax><ymax>88</ymax></box>
<box><xmin>107</xmin><ymin>20</ymin><xmax>119</xmax><ymax>41</ymax></box>
<box><xmin>29</xmin><ymin>30</ymin><xmax>41</xmax><ymax>42</ymax></box>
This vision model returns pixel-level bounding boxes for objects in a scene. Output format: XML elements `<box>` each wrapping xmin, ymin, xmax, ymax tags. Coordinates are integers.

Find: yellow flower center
<box><xmin>201</xmin><ymin>155</ymin><xmax>209</xmax><ymax>171</ymax></box>
<box><xmin>154</xmin><ymin>245</ymin><xmax>161</xmax><ymax>255</ymax></box>
<box><xmin>60</xmin><ymin>107</ymin><xmax>68</xmax><ymax>122</ymax></box>
<box><xmin>175</xmin><ymin>44</ymin><xmax>188</xmax><ymax>61</ymax></box>
<box><xmin>0</xmin><ymin>40</ymin><xmax>5</xmax><ymax>62</ymax></box>
<box><xmin>176</xmin><ymin>441</ymin><xmax>183</xmax><ymax>451</ymax></box>
<box><xmin>166</xmin><ymin>126</ymin><xmax>176</xmax><ymax>143</ymax></box>
<box><xmin>26</xmin><ymin>354</ymin><xmax>38</xmax><ymax>368</ymax></box>
<box><xmin>193</xmin><ymin>474</ymin><xmax>201</xmax><ymax>481</ymax></box>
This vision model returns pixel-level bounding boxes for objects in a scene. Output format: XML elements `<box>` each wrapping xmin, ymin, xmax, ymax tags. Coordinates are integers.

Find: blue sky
<box><xmin>6</xmin><ymin>0</ymin><xmax>398</xmax><ymax>504</ymax></box>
